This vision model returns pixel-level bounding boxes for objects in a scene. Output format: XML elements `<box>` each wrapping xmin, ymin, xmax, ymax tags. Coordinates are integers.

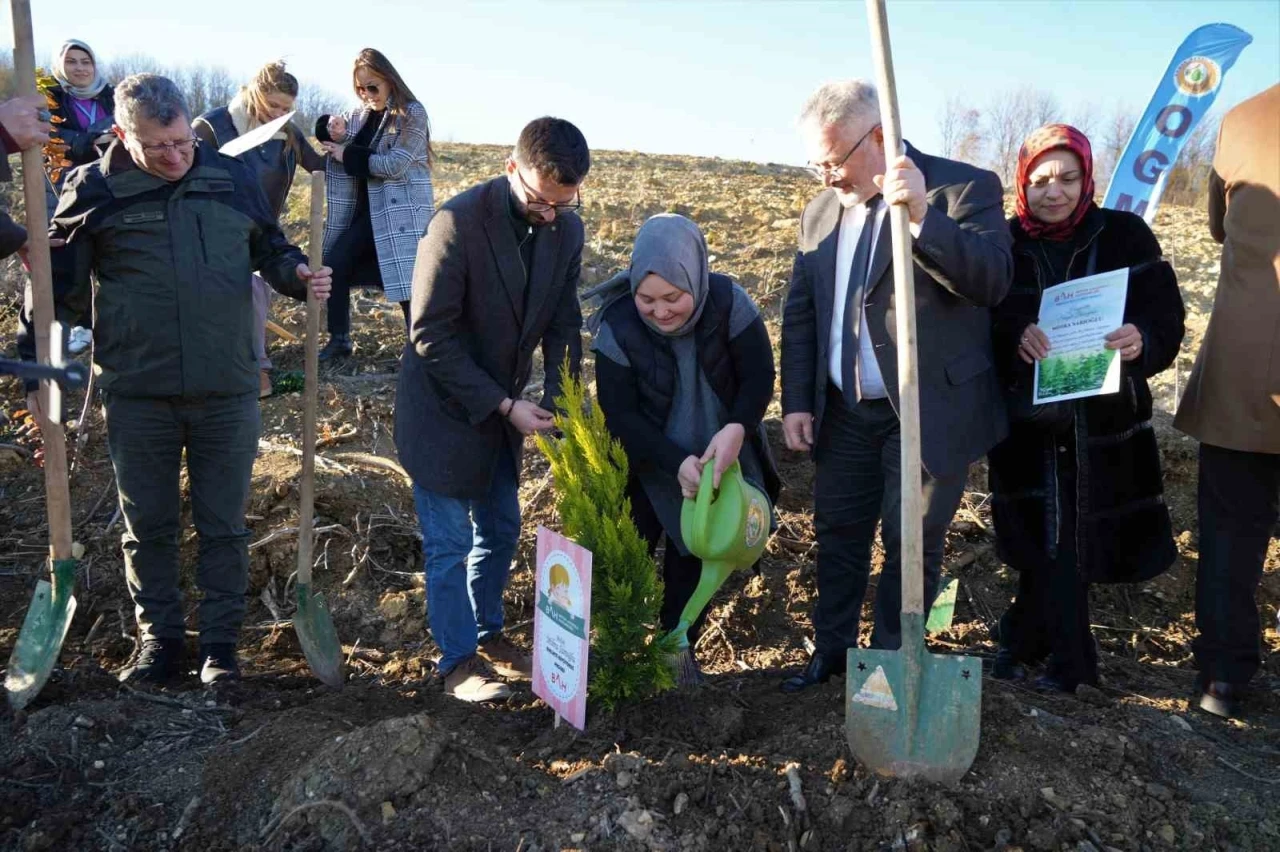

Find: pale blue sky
<box><xmin>8</xmin><ymin>1</ymin><xmax>1279</xmax><ymax>165</ymax></box>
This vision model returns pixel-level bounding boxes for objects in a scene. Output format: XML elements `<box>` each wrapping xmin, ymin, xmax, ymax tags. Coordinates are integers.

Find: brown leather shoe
<box><xmin>477</xmin><ymin>635</ymin><xmax>532</xmax><ymax>680</ymax></box>
<box><xmin>258</xmin><ymin>370</ymin><xmax>272</xmax><ymax>399</ymax></box>
<box><xmin>443</xmin><ymin>656</ymin><xmax>512</xmax><ymax>703</ymax></box>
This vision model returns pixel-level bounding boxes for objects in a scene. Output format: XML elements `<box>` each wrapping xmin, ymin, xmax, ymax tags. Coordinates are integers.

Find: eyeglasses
<box><xmin>516</xmin><ymin>169</ymin><xmax>582</xmax><ymax>214</ymax></box>
<box><xmin>138</xmin><ymin>137</ymin><xmax>199</xmax><ymax>156</ymax></box>
<box><xmin>356</xmin><ymin>83</ymin><xmax>380</xmax><ymax>96</ymax></box>
<box><xmin>806</xmin><ymin>124</ymin><xmax>880</xmax><ymax>182</ymax></box>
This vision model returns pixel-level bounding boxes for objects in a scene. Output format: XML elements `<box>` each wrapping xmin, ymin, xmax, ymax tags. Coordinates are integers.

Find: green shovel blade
<box><xmin>925</xmin><ymin>578</ymin><xmax>959</xmax><ymax>634</ymax></box>
<box><xmin>294</xmin><ymin>581</ymin><xmax>344</xmax><ymax>688</ymax></box>
<box><xmin>846</xmin><ymin>614</ymin><xmax>981</xmax><ymax>784</ymax></box>
<box><xmin>6</xmin><ymin>559</ymin><xmax>78</xmax><ymax>711</ymax></box>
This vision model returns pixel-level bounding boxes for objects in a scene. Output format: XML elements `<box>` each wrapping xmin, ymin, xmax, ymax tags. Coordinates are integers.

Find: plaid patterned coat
<box><xmin>322</xmin><ymin>100</ymin><xmax>435</xmax><ymax>303</ymax></box>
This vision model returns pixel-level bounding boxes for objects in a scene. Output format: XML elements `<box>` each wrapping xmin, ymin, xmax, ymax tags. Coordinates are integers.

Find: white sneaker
<box><xmin>67</xmin><ymin>326</ymin><xmax>93</xmax><ymax>354</ymax></box>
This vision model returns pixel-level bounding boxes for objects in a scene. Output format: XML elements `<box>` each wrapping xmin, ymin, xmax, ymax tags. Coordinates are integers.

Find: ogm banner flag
<box><xmin>1102</xmin><ymin>23</ymin><xmax>1252</xmax><ymax>222</ymax></box>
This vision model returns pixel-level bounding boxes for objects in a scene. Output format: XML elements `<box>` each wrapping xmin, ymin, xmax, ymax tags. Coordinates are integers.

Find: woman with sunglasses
<box><xmin>194</xmin><ymin>60</ymin><xmax>326</xmax><ymax>397</ymax></box>
<box><xmin>315</xmin><ymin>48</ymin><xmax>435</xmax><ymax>360</ymax></box>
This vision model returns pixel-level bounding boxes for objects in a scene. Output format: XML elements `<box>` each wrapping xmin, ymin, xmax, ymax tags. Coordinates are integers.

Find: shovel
<box><xmin>925</xmin><ymin>577</ymin><xmax>959</xmax><ymax>634</ymax></box>
<box><xmin>666</xmin><ymin>461</ymin><xmax>771</xmax><ymax>682</ymax></box>
<box><xmin>5</xmin><ymin>0</ymin><xmax>79</xmax><ymax>712</ymax></box>
<box><xmin>844</xmin><ymin>0</ymin><xmax>981</xmax><ymax>784</ymax></box>
<box><xmin>292</xmin><ymin>171</ymin><xmax>344</xmax><ymax>688</ymax></box>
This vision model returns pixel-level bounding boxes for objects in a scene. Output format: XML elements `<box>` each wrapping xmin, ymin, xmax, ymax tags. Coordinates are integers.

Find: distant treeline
<box><xmin>0</xmin><ymin>49</ymin><xmax>347</xmax><ymax>141</ymax></box>
<box><xmin>936</xmin><ymin>86</ymin><xmax>1218</xmax><ymax>208</ymax></box>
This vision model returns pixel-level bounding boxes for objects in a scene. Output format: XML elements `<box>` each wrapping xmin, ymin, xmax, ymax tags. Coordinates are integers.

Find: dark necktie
<box><xmin>841</xmin><ymin>197</ymin><xmax>880</xmax><ymax>409</ymax></box>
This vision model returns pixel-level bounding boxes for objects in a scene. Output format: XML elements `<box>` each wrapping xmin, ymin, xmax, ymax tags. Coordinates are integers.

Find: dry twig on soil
<box><xmin>261</xmin><ymin>799</ymin><xmax>372</xmax><ymax>848</ymax></box>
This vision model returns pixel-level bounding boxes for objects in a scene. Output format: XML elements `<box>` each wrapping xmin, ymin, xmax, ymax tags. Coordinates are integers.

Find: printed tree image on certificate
<box><xmin>1034</xmin><ymin>268</ymin><xmax>1130</xmax><ymax>404</ymax></box>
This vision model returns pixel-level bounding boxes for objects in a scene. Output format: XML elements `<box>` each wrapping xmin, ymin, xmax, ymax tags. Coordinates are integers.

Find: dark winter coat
<box><xmin>596</xmin><ymin>272</ymin><xmax>781</xmax><ymax>505</ymax></box>
<box><xmin>0</xmin><ymin>132</ymin><xmax>25</xmax><ymax>257</ymax></box>
<box><xmin>48</xmin><ymin>83</ymin><xmax>115</xmax><ymax>181</ymax></box>
<box><xmin>988</xmin><ymin>206</ymin><xmax>1185</xmax><ymax>584</ymax></box>
<box><xmin>16</xmin><ymin>139</ymin><xmax>310</xmax><ymax>398</ymax></box>
<box><xmin>394</xmin><ymin>176</ymin><xmax>582</xmax><ymax>499</ymax></box>
<box><xmin>192</xmin><ymin>107</ymin><xmax>326</xmax><ymax>221</ymax></box>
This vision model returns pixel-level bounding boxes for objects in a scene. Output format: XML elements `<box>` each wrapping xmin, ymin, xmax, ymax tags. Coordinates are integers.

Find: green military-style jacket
<box><xmin>20</xmin><ymin>138</ymin><xmax>309</xmax><ymax>398</ymax></box>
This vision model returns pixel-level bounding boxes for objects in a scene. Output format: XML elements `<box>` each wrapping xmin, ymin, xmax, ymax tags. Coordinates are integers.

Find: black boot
<box><xmin>318</xmin><ymin>335</ymin><xmax>353</xmax><ymax>362</ymax></box>
<box><xmin>992</xmin><ymin>646</ymin><xmax>1026</xmax><ymax>680</ymax></box>
<box><xmin>1195</xmin><ymin>674</ymin><xmax>1243</xmax><ymax>719</ymax></box>
<box><xmin>200</xmin><ymin>644</ymin><xmax>241</xmax><ymax>684</ymax></box>
<box><xmin>781</xmin><ymin>650</ymin><xmax>846</xmax><ymax>694</ymax></box>
<box><xmin>119</xmin><ymin>637</ymin><xmax>185</xmax><ymax>684</ymax></box>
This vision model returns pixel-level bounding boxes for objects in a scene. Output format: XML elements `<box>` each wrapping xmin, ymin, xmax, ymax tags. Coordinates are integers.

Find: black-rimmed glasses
<box><xmin>516</xmin><ymin>169</ymin><xmax>582</xmax><ymax>214</ymax></box>
<box><xmin>356</xmin><ymin>82</ymin><xmax>380</xmax><ymax>96</ymax></box>
<box><xmin>806</xmin><ymin>124</ymin><xmax>880</xmax><ymax>182</ymax></box>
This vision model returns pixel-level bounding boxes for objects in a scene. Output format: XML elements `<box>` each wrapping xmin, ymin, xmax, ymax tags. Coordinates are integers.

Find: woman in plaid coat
<box><xmin>316</xmin><ymin>48</ymin><xmax>435</xmax><ymax>360</ymax></box>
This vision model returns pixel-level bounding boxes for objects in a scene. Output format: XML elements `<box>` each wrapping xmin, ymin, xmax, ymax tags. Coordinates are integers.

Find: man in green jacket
<box><xmin>18</xmin><ymin>73</ymin><xmax>332</xmax><ymax>685</ymax></box>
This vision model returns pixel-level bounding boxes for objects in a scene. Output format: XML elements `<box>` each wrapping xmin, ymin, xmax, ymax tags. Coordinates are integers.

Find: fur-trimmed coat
<box><xmin>317</xmin><ymin>100</ymin><xmax>434</xmax><ymax>303</ymax></box>
<box><xmin>988</xmin><ymin>207</ymin><xmax>1185</xmax><ymax>584</ymax></box>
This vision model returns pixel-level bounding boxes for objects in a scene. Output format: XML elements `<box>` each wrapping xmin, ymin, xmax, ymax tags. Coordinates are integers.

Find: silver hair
<box><xmin>798</xmin><ymin>79</ymin><xmax>880</xmax><ymax>131</ymax></box>
<box><xmin>114</xmin><ymin>73</ymin><xmax>190</xmax><ymax>133</ymax></box>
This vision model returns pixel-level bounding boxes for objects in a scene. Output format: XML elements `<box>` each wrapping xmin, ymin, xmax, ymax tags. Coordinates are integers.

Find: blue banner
<box><xmin>1102</xmin><ymin>23</ymin><xmax>1252</xmax><ymax>222</ymax></box>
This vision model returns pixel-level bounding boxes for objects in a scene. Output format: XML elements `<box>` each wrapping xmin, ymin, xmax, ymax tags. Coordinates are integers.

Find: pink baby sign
<box><xmin>533</xmin><ymin>526</ymin><xmax>592</xmax><ymax>730</ymax></box>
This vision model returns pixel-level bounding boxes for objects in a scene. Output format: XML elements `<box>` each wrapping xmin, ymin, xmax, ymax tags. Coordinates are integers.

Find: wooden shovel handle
<box><xmin>12</xmin><ymin>0</ymin><xmax>73</xmax><ymax>562</ymax></box>
<box><xmin>296</xmin><ymin>171</ymin><xmax>324</xmax><ymax>585</ymax></box>
<box><xmin>866</xmin><ymin>0</ymin><xmax>925</xmax><ymax>616</ymax></box>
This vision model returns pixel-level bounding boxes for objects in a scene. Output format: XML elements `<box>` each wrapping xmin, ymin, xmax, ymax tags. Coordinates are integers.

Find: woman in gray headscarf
<box><xmin>590</xmin><ymin>214</ymin><xmax>779</xmax><ymax>682</ymax></box>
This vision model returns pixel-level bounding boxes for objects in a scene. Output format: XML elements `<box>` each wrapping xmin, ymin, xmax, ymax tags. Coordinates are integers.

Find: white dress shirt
<box><xmin>828</xmin><ymin>198</ymin><xmax>888</xmax><ymax>400</ymax></box>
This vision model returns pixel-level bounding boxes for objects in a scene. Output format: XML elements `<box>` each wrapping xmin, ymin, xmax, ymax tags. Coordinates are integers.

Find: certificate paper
<box><xmin>1033</xmin><ymin>268</ymin><xmax>1129</xmax><ymax>404</ymax></box>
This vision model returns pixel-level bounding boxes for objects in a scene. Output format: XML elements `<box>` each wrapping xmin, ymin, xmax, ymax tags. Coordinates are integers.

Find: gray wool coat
<box><xmin>395</xmin><ymin>176</ymin><xmax>584</xmax><ymax>499</ymax></box>
<box><xmin>322</xmin><ymin>100</ymin><xmax>435</xmax><ymax>303</ymax></box>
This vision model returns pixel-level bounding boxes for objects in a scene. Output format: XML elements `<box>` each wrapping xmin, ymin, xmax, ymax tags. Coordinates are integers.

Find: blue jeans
<box><xmin>413</xmin><ymin>446</ymin><xmax>521</xmax><ymax>676</ymax></box>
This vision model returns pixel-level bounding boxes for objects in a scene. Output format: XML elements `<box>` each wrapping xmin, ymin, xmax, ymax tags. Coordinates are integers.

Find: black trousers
<box><xmin>812</xmin><ymin>386</ymin><xmax>967</xmax><ymax>655</ymax></box>
<box><xmin>998</xmin><ymin>435</ymin><xmax>1098</xmax><ymax>688</ymax></box>
<box><xmin>326</xmin><ymin>204</ymin><xmax>395</xmax><ymax>339</ymax></box>
<box><xmin>626</xmin><ymin>477</ymin><xmax>707</xmax><ymax>643</ymax></box>
<box><xmin>1193</xmin><ymin>443</ymin><xmax>1280</xmax><ymax>685</ymax></box>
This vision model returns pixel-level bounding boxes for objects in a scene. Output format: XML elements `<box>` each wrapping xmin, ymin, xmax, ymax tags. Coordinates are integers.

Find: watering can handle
<box><xmin>691</xmin><ymin>459</ymin><xmax>718</xmax><ymax>539</ymax></box>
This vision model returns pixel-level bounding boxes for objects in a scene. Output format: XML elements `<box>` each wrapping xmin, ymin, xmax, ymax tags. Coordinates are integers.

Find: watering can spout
<box><xmin>667</xmin><ymin>462</ymin><xmax>771</xmax><ymax>653</ymax></box>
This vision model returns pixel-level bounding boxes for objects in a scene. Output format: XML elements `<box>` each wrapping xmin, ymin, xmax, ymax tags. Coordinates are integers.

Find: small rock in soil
<box><xmin>618</xmin><ymin>809</ymin><xmax>655</xmax><ymax>842</ymax></box>
<box><xmin>823</xmin><ymin>795</ymin><xmax>855</xmax><ymax>831</ymax></box>
<box><xmin>1157</xmin><ymin>824</ymin><xmax>1176</xmax><ymax>844</ymax></box>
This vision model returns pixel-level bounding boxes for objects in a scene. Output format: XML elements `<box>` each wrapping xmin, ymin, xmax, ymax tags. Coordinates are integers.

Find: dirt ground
<box><xmin>0</xmin><ymin>145</ymin><xmax>1277</xmax><ymax>852</ymax></box>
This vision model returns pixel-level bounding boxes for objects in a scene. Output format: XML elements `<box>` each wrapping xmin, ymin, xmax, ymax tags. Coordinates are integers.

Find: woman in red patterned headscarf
<box><xmin>986</xmin><ymin>124</ymin><xmax>1186</xmax><ymax>694</ymax></box>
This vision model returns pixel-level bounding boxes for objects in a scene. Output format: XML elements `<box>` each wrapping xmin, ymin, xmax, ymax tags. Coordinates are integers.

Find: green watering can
<box><xmin>666</xmin><ymin>461</ymin><xmax>771</xmax><ymax>657</ymax></box>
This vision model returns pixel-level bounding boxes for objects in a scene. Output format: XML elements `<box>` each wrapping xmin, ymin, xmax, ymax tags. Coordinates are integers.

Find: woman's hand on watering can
<box><xmin>678</xmin><ymin>456</ymin><xmax>705</xmax><ymax>499</ymax></box>
<box><xmin>700</xmin><ymin>423</ymin><xmax>745</xmax><ymax>489</ymax></box>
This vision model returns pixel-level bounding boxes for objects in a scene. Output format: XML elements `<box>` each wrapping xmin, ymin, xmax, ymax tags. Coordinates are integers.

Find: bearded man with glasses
<box><xmin>778</xmin><ymin>79</ymin><xmax>1013</xmax><ymax>693</ymax></box>
<box><xmin>17</xmin><ymin>73</ymin><xmax>332</xmax><ymax>686</ymax></box>
<box><xmin>395</xmin><ymin>116</ymin><xmax>589</xmax><ymax>703</ymax></box>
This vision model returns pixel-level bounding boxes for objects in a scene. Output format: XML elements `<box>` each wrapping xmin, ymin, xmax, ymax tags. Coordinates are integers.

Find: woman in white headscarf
<box><xmin>48</xmin><ymin>39</ymin><xmax>114</xmax><ymax>187</ymax></box>
<box><xmin>47</xmin><ymin>38</ymin><xmax>114</xmax><ymax>353</ymax></box>
<box><xmin>589</xmin><ymin>214</ymin><xmax>780</xmax><ymax>684</ymax></box>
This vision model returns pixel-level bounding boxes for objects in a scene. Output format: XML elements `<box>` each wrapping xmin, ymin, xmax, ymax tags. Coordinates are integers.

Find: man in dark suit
<box><xmin>395</xmin><ymin>117</ymin><xmax>589</xmax><ymax>703</ymax></box>
<box><xmin>779</xmin><ymin>80</ymin><xmax>1012</xmax><ymax>694</ymax></box>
